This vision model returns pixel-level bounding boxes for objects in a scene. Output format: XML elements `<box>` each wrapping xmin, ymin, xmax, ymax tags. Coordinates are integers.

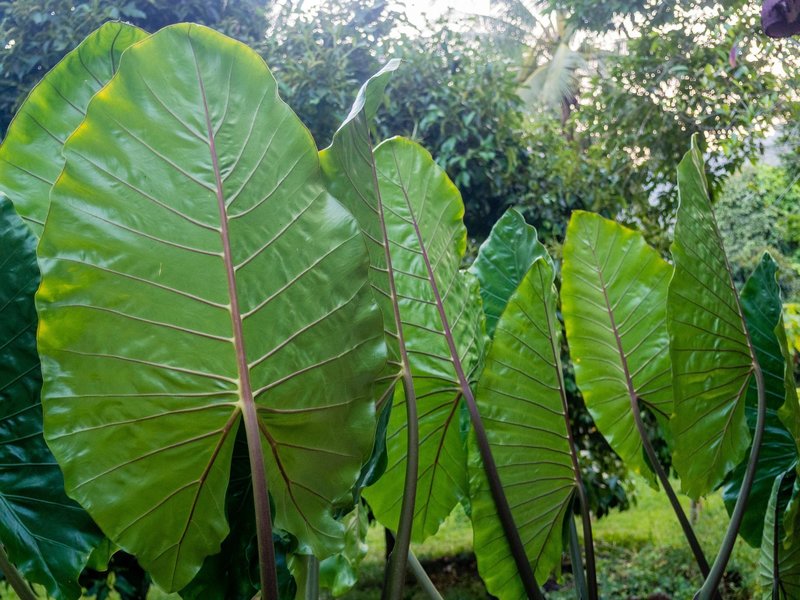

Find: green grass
<box><xmin>1</xmin><ymin>479</ymin><xmax>764</xmax><ymax>599</ymax></box>
<box><xmin>335</xmin><ymin>478</ymin><xmax>762</xmax><ymax>599</ymax></box>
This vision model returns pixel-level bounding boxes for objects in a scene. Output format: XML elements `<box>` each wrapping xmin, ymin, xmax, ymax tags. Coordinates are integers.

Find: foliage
<box><xmin>260</xmin><ymin>0</ymin><xmax>398</xmax><ymax>149</ymax></box>
<box><xmin>1</xmin><ymin>15</ymin><xmax>800</xmax><ymax>600</ymax></box>
<box><xmin>716</xmin><ymin>165</ymin><xmax>800</xmax><ymax>302</ymax></box>
<box><xmin>0</xmin><ymin>0</ymin><xmax>269</xmax><ymax>136</ymax></box>
<box><xmin>261</xmin><ymin>1</ymin><xmax>546</xmax><ymax>240</ymax></box>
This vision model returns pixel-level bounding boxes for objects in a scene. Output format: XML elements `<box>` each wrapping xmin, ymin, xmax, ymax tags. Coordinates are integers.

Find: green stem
<box><xmin>631</xmin><ymin>397</ymin><xmax>712</xmax><ymax>582</ymax></box>
<box><xmin>568</xmin><ymin>517</ymin><xmax>588</xmax><ymax>600</ymax></box>
<box><xmin>0</xmin><ymin>545</ymin><xmax>37</xmax><ymax>600</ymax></box>
<box><xmin>407</xmin><ymin>550</ymin><xmax>444</xmax><ymax>600</ymax></box>
<box><xmin>694</xmin><ymin>359</ymin><xmax>766</xmax><ymax>599</ymax></box>
<box><xmin>304</xmin><ymin>556</ymin><xmax>319</xmax><ymax>600</ymax></box>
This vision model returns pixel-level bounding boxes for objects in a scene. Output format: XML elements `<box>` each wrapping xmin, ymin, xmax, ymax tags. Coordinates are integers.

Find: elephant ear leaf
<box><xmin>362</xmin><ymin>137</ymin><xmax>485</xmax><ymax>542</ymax></box>
<box><xmin>759</xmin><ymin>471</ymin><xmax>800</xmax><ymax>598</ymax></box>
<box><xmin>319</xmin><ymin>59</ymin><xmax>403</xmax><ymax>423</ymax></box>
<box><xmin>469</xmin><ymin>208</ymin><xmax>548</xmax><ymax>338</ymax></box>
<box><xmin>0</xmin><ymin>22</ymin><xmax>148</xmax><ymax>237</ymax></box>
<box><xmin>668</xmin><ymin>135</ymin><xmax>756</xmax><ymax>498</ymax></box>
<box><xmin>0</xmin><ymin>196</ymin><xmax>103</xmax><ymax>600</ymax></box>
<box><xmin>723</xmin><ymin>254</ymin><xmax>799</xmax><ymax>547</ymax></box>
<box><xmin>470</xmin><ymin>253</ymin><xmax>578</xmax><ymax>598</ymax></box>
<box><xmin>37</xmin><ymin>24</ymin><xmax>384</xmax><ymax>592</ymax></box>
<box><xmin>561</xmin><ymin>211</ymin><xmax>671</xmax><ymax>484</ymax></box>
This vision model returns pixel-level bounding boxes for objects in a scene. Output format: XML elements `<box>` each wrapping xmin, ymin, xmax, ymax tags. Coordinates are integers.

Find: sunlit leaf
<box><xmin>470</xmin><ymin>253</ymin><xmax>577</xmax><ymax>597</ymax></box>
<box><xmin>668</xmin><ymin>135</ymin><xmax>754</xmax><ymax>498</ymax></box>
<box><xmin>363</xmin><ymin>137</ymin><xmax>485</xmax><ymax>542</ymax></box>
<box><xmin>37</xmin><ymin>24</ymin><xmax>384</xmax><ymax>591</ymax></box>
<box><xmin>562</xmin><ymin>211</ymin><xmax>671</xmax><ymax>483</ymax></box>
<box><xmin>0</xmin><ymin>22</ymin><xmax>147</xmax><ymax>237</ymax></box>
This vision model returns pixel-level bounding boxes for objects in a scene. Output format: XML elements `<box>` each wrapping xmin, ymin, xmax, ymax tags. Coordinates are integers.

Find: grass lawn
<box><xmin>330</xmin><ymin>478</ymin><xmax>761</xmax><ymax>599</ymax></box>
<box><xmin>1</xmin><ymin>478</ymin><xmax>763</xmax><ymax>599</ymax></box>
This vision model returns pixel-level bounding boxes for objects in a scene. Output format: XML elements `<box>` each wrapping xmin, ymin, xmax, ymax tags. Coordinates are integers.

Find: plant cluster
<box><xmin>0</xmin><ymin>20</ymin><xmax>796</xmax><ymax>600</ymax></box>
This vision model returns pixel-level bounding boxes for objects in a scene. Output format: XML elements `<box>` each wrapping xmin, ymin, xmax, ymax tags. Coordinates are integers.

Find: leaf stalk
<box><xmin>694</xmin><ymin>358</ymin><xmax>766</xmax><ymax>599</ymax></box>
<box><xmin>0</xmin><ymin>545</ymin><xmax>37</xmax><ymax>600</ymax></box>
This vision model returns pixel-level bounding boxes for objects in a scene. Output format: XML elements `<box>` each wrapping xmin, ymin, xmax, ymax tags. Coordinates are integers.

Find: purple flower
<box><xmin>762</xmin><ymin>0</ymin><xmax>800</xmax><ymax>38</ymax></box>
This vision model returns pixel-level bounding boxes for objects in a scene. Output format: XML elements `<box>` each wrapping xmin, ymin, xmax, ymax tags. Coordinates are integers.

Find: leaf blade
<box><xmin>668</xmin><ymin>137</ymin><xmax>754</xmax><ymax>498</ymax></box>
<box><xmin>470</xmin><ymin>254</ymin><xmax>576</xmax><ymax>597</ymax></box>
<box><xmin>0</xmin><ymin>22</ymin><xmax>148</xmax><ymax>237</ymax></box>
<box><xmin>38</xmin><ymin>24</ymin><xmax>384</xmax><ymax>590</ymax></box>
<box><xmin>562</xmin><ymin>211</ymin><xmax>672</xmax><ymax>482</ymax></box>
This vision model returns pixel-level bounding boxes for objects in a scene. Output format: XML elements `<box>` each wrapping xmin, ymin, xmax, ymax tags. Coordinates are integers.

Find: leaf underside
<box><xmin>319</xmin><ymin>58</ymin><xmax>403</xmax><ymax>427</ymax></box>
<box><xmin>363</xmin><ymin>137</ymin><xmax>485</xmax><ymax>543</ymax></box>
<box><xmin>562</xmin><ymin>211</ymin><xmax>672</xmax><ymax>484</ymax></box>
<box><xmin>0</xmin><ymin>22</ymin><xmax>148</xmax><ymax>237</ymax></box>
<box><xmin>470</xmin><ymin>254</ymin><xmax>576</xmax><ymax>599</ymax></box>
<box><xmin>37</xmin><ymin>24</ymin><xmax>384</xmax><ymax>591</ymax></box>
<box><xmin>668</xmin><ymin>136</ymin><xmax>754</xmax><ymax>499</ymax></box>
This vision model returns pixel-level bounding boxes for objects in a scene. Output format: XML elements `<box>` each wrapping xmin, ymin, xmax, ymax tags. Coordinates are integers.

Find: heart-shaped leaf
<box><xmin>470</xmin><ymin>251</ymin><xmax>579</xmax><ymax>598</ymax></box>
<box><xmin>562</xmin><ymin>210</ymin><xmax>672</xmax><ymax>483</ymax></box>
<box><xmin>37</xmin><ymin>24</ymin><xmax>384</xmax><ymax>591</ymax></box>
<box><xmin>668</xmin><ymin>136</ymin><xmax>755</xmax><ymax>498</ymax></box>
<box><xmin>0</xmin><ymin>22</ymin><xmax>147</xmax><ymax>237</ymax></box>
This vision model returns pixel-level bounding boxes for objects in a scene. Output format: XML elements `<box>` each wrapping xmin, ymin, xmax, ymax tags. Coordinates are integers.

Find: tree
<box><xmin>0</xmin><ymin>0</ymin><xmax>270</xmax><ymax>136</ymax></box>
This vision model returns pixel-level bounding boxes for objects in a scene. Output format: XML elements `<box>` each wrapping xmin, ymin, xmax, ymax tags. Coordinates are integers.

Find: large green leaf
<box><xmin>561</xmin><ymin>210</ymin><xmax>672</xmax><ymax>483</ymax></box>
<box><xmin>0</xmin><ymin>196</ymin><xmax>103</xmax><ymax>599</ymax></box>
<box><xmin>363</xmin><ymin>137</ymin><xmax>485</xmax><ymax>542</ymax></box>
<box><xmin>37</xmin><ymin>24</ymin><xmax>384</xmax><ymax>591</ymax></box>
<box><xmin>759</xmin><ymin>471</ymin><xmax>800</xmax><ymax>598</ymax></box>
<box><xmin>469</xmin><ymin>208</ymin><xmax>547</xmax><ymax>338</ymax></box>
<box><xmin>470</xmin><ymin>253</ymin><xmax>577</xmax><ymax>598</ymax></box>
<box><xmin>0</xmin><ymin>22</ymin><xmax>147</xmax><ymax>237</ymax></box>
<box><xmin>668</xmin><ymin>136</ymin><xmax>754</xmax><ymax>498</ymax></box>
<box><xmin>319</xmin><ymin>59</ymin><xmax>402</xmax><ymax>443</ymax></box>
<box><xmin>723</xmin><ymin>254</ymin><xmax>799</xmax><ymax>547</ymax></box>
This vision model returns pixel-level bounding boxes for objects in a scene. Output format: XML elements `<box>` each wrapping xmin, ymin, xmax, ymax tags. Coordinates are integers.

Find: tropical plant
<box><xmin>0</xmin><ymin>18</ymin><xmax>798</xmax><ymax>600</ymax></box>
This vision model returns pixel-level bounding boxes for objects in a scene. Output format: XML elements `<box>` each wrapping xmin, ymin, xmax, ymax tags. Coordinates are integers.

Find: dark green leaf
<box><xmin>0</xmin><ymin>196</ymin><xmax>103</xmax><ymax>600</ymax></box>
<box><xmin>759</xmin><ymin>471</ymin><xmax>800</xmax><ymax>598</ymax></box>
<box><xmin>469</xmin><ymin>208</ymin><xmax>548</xmax><ymax>338</ymax></box>
<box><xmin>723</xmin><ymin>254</ymin><xmax>799</xmax><ymax>547</ymax></box>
